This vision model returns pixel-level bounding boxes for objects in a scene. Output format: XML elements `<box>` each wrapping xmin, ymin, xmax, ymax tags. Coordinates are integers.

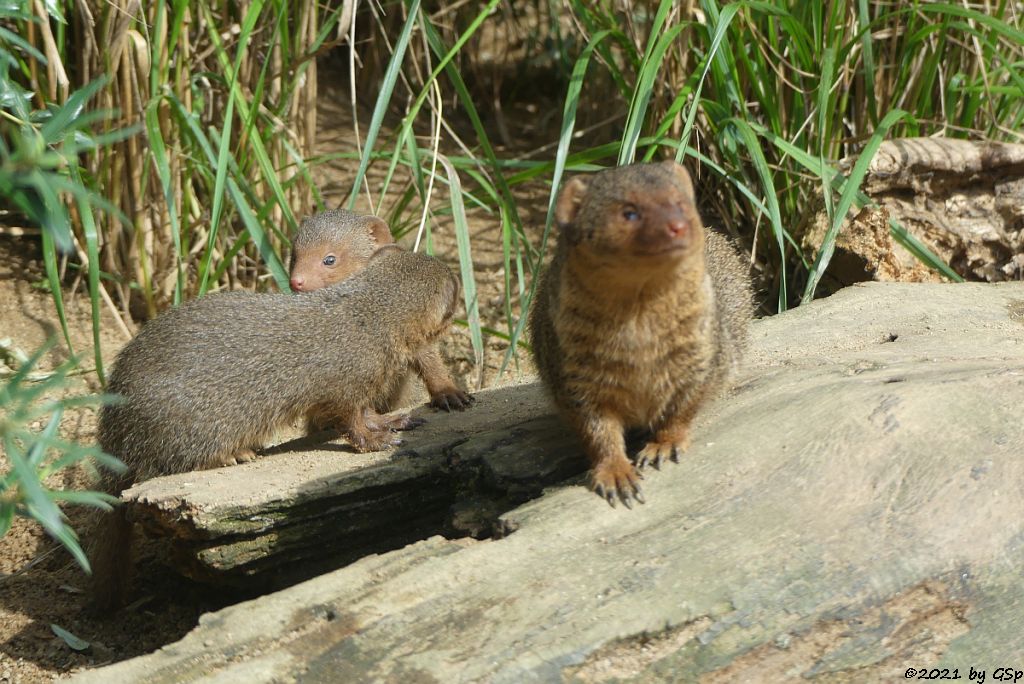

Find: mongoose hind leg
<box><xmin>363</xmin><ymin>407</ymin><xmax>425</xmax><ymax>432</ymax></box>
<box><xmin>213</xmin><ymin>447</ymin><xmax>258</xmax><ymax>468</ymax></box>
<box><xmin>347</xmin><ymin>407</ymin><xmax>405</xmax><ymax>452</ymax></box>
<box><xmin>576</xmin><ymin>413</ymin><xmax>645</xmax><ymax>508</ymax></box>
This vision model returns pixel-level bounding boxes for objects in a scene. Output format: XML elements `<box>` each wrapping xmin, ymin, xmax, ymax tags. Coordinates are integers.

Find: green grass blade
<box><xmin>748</xmin><ymin>122</ymin><xmax>960</xmax><ymax>282</ymax></box>
<box><xmin>726</xmin><ymin>117</ymin><xmax>788</xmax><ymax>310</ymax></box>
<box><xmin>817</xmin><ymin>46</ymin><xmax>837</xmax><ymax>223</ymax></box>
<box><xmin>200</xmin><ymin>0</ymin><xmax>297</xmax><ymax>237</ymax></box>
<box><xmin>346</xmin><ymin>0</ymin><xmax>422</xmax><ymax>210</ymax></box>
<box><xmin>197</xmin><ymin>0</ymin><xmax>265</xmax><ymax>295</ymax></box>
<box><xmin>437</xmin><ymin>155</ymin><xmax>483</xmax><ymax>386</ymax></box>
<box><xmin>621</xmin><ymin>29</ymin><xmax>687</xmax><ymax>162</ymax></box>
<box><xmin>67</xmin><ymin>165</ymin><xmax>105</xmax><ymax>384</ymax></box>
<box><xmin>227</xmin><ymin>177</ymin><xmax>291</xmax><ymax>291</ymax></box>
<box><xmin>802</xmin><ymin>108</ymin><xmax>911</xmax><ymax>301</ymax></box>
<box><xmin>498</xmin><ymin>28</ymin><xmax>614</xmax><ymax>377</ymax></box>
<box><xmin>144</xmin><ymin>95</ymin><xmax>184</xmax><ymax>305</ymax></box>
<box><xmin>39</xmin><ymin>225</ymin><xmax>73</xmax><ymax>353</ymax></box>
<box><xmin>676</xmin><ymin>2</ymin><xmax>744</xmax><ymax>160</ymax></box>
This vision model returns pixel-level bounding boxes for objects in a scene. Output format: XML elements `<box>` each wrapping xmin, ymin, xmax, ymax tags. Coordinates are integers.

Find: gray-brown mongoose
<box><xmin>90</xmin><ymin>246</ymin><xmax>460</xmax><ymax>609</ymax></box>
<box><xmin>290</xmin><ymin>208</ymin><xmax>473</xmax><ymax>412</ymax></box>
<box><xmin>529</xmin><ymin>160</ymin><xmax>751</xmax><ymax>507</ymax></box>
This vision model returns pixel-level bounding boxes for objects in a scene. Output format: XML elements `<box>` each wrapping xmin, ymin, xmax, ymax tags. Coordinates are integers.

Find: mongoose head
<box><xmin>555</xmin><ymin>160</ymin><xmax>704</xmax><ymax>267</ymax></box>
<box><xmin>290</xmin><ymin>209</ymin><xmax>394</xmax><ymax>292</ymax></box>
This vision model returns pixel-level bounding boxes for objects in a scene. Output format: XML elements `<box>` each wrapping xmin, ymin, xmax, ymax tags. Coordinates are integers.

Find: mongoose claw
<box><xmin>348</xmin><ymin>428</ymin><xmax>404</xmax><ymax>453</ymax></box>
<box><xmin>637</xmin><ymin>439</ymin><xmax>687</xmax><ymax>470</ymax></box>
<box><xmin>215</xmin><ymin>448</ymin><xmax>257</xmax><ymax>467</ymax></box>
<box><xmin>398</xmin><ymin>416</ymin><xmax>427</xmax><ymax>431</ymax></box>
<box><xmin>364</xmin><ymin>409</ymin><xmax>424</xmax><ymax>432</ymax></box>
<box><xmin>592</xmin><ymin>459</ymin><xmax>644</xmax><ymax>508</ymax></box>
<box><xmin>429</xmin><ymin>389</ymin><xmax>475</xmax><ymax>412</ymax></box>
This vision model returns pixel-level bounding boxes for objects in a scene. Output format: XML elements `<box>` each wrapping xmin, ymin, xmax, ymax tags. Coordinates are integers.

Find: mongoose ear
<box><xmin>555</xmin><ymin>177</ymin><xmax>588</xmax><ymax>228</ymax></box>
<box><xmin>366</xmin><ymin>216</ymin><xmax>394</xmax><ymax>247</ymax></box>
<box><xmin>662</xmin><ymin>160</ymin><xmax>695</xmax><ymax>198</ymax></box>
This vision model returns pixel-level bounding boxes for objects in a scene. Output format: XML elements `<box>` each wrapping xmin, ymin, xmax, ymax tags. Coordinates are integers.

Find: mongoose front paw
<box><xmin>591</xmin><ymin>458</ymin><xmax>645</xmax><ymax>509</ymax></box>
<box><xmin>636</xmin><ymin>435</ymin><xmax>689</xmax><ymax>470</ymax></box>
<box><xmin>428</xmin><ymin>388</ymin><xmax>474</xmax><ymax>412</ymax></box>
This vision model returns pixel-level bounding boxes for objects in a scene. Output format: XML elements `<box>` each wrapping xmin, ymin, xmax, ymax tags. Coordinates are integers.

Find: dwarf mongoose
<box><xmin>529</xmin><ymin>161</ymin><xmax>751</xmax><ymax>507</ymax></box>
<box><xmin>91</xmin><ymin>246</ymin><xmax>459</xmax><ymax>609</ymax></box>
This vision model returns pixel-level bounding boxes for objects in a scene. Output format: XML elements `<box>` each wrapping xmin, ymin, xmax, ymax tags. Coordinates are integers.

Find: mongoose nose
<box><xmin>666</xmin><ymin>218</ymin><xmax>688</xmax><ymax>237</ymax></box>
<box><xmin>290</xmin><ymin>276</ymin><xmax>306</xmax><ymax>292</ymax></box>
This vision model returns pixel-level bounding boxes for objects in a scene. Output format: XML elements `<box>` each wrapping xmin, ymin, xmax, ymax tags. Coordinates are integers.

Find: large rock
<box><xmin>76</xmin><ymin>282</ymin><xmax>1024</xmax><ymax>682</ymax></box>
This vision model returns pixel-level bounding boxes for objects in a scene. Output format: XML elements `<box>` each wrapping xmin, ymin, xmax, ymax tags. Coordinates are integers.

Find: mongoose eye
<box><xmin>623</xmin><ymin>207</ymin><xmax>640</xmax><ymax>221</ymax></box>
<box><xmin>323</xmin><ymin>255</ymin><xmax>337</xmax><ymax>266</ymax></box>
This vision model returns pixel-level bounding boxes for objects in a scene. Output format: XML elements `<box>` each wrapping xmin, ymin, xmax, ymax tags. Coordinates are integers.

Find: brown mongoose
<box><xmin>529</xmin><ymin>160</ymin><xmax>751</xmax><ymax>507</ymax></box>
<box><xmin>90</xmin><ymin>246</ymin><xmax>459</xmax><ymax>610</ymax></box>
<box><xmin>290</xmin><ymin>208</ymin><xmax>473</xmax><ymax>412</ymax></box>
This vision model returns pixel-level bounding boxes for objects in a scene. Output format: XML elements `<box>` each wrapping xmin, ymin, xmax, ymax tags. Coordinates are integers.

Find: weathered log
<box><xmin>803</xmin><ymin>137</ymin><xmax>1024</xmax><ymax>287</ymax></box>
<box><xmin>77</xmin><ymin>282</ymin><xmax>1024</xmax><ymax>681</ymax></box>
<box><xmin>124</xmin><ymin>381</ymin><xmax>585</xmax><ymax>585</ymax></box>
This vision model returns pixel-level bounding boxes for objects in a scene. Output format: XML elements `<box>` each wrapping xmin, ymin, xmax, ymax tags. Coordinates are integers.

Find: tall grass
<box><xmin>343</xmin><ymin>0</ymin><xmax>1022</xmax><ymax>372</ymax></box>
<box><xmin>6</xmin><ymin>0</ymin><xmax>1024</xmax><ymax>381</ymax></box>
<box><xmin>8</xmin><ymin>0</ymin><xmax>346</xmax><ymax>378</ymax></box>
<box><xmin>0</xmin><ymin>341</ymin><xmax>124</xmax><ymax>572</ymax></box>
<box><xmin>0</xmin><ymin>3</ymin><xmax>128</xmax><ymax>569</ymax></box>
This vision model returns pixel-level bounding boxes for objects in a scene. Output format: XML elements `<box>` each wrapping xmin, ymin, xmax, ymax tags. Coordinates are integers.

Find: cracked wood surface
<box><xmin>77</xmin><ymin>282</ymin><xmax>1024</xmax><ymax>682</ymax></box>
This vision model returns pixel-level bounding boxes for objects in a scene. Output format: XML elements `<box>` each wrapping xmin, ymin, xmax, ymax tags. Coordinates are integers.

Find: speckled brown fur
<box><xmin>529</xmin><ymin>161</ymin><xmax>751</xmax><ymax>507</ymax></box>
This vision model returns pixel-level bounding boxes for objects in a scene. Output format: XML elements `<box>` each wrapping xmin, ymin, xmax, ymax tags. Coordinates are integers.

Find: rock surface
<box><xmin>76</xmin><ymin>282</ymin><xmax>1024</xmax><ymax>682</ymax></box>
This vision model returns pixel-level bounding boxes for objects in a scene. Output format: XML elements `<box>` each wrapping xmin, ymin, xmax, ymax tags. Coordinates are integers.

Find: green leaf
<box><xmin>346</xmin><ymin>0</ymin><xmax>422</xmax><ymax>210</ymax></box>
<box><xmin>0</xmin><ymin>502</ymin><xmax>14</xmax><ymax>538</ymax></box>
<box><xmin>39</xmin><ymin>77</ymin><xmax>106</xmax><ymax>143</ymax></box>
<box><xmin>437</xmin><ymin>155</ymin><xmax>483</xmax><ymax>385</ymax></box>
<box><xmin>802</xmin><ymin>109</ymin><xmax>912</xmax><ymax>302</ymax></box>
<box><xmin>10</xmin><ymin>448</ymin><xmax>64</xmax><ymax>537</ymax></box>
<box><xmin>51</xmin><ymin>624</ymin><xmax>90</xmax><ymax>652</ymax></box>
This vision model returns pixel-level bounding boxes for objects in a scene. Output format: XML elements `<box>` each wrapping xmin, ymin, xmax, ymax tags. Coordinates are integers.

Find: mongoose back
<box><xmin>289</xmin><ymin>208</ymin><xmax>472</xmax><ymax>411</ymax></box>
<box><xmin>529</xmin><ymin>160</ymin><xmax>751</xmax><ymax>507</ymax></box>
<box><xmin>91</xmin><ymin>246</ymin><xmax>459</xmax><ymax>609</ymax></box>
